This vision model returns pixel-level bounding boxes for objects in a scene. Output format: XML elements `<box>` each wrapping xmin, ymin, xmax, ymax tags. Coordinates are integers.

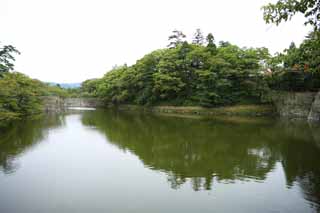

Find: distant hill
<box><xmin>47</xmin><ymin>82</ymin><xmax>81</xmax><ymax>89</ymax></box>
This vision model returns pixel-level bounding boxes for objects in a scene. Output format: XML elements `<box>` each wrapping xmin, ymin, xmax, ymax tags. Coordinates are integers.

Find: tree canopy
<box><xmin>263</xmin><ymin>0</ymin><xmax>320</xmax><ymax>30</ymax></box>
<box><xmin>84</xmin><ymin>30</ymin><xmax>271</xmax><ymax>107</ymax></box>
<box><xmin>0</xmin><ymin>44</ymin><xmax>20</xmax><ymax>74</ymax></box>
<box><xmin>266</xmin><ymin>31</ymin><xmax>320</xmax><ymax>91</ymax></box>
<box><xmin>262</xmin><ymin>0</ymin><xmax>320</xmax><ymax>92</ymax></box>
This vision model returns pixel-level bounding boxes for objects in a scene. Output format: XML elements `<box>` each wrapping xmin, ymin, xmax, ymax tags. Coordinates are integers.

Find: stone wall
<box><xmin>272</xmin><ymin>91</ymin><xmax>320</xmax><ymax>122</ymax></box>
<box><xmin>43</xmin><ymin>93</ymin><xmax>320</xmax><ymax>122</ymax></box>
<box><xmin>42</xmin><ymin>97</ymin><xmax>104</xmax><ymax>112</ymax></box>
<box><xmin>309</xmin><ymin>92</ymin><xmax>320</xmax><ymax>122</ymax></box>
<box><xmin>63</xmin><ymin>98</ymin><xmax>104</xmax><ymax>108</ymax></box>
<box><xmin>42</xmin><ymin>96</ymin><xmax>65</xmax><ymax>113</ymax></box>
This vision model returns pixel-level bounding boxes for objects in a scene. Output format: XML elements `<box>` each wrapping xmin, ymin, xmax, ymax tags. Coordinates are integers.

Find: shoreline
<box><xmin>111</xmin><ymin>104</ymin><xmax>277</xmax><ymax>117</ymax></box>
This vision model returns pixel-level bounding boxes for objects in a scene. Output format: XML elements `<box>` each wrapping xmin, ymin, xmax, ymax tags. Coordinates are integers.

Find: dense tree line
<box><xmin>0</xmin><ymin>44</ymin><xmax>73</xmax><ymax>127</ymax></box>
<box><xmin>0</xmin><ymin>72</ymin><xmax>44</xmax><ymax>124</ymax></box>
<box><xmin>79</xmin><ymin>0</ymin><xmax>319</xmax><ymax>103</ymax></box>
<box><xmin>82</xmin><ymin>0</ymin><xmax>320</xmax><ymax>103</ymax></box>
<box><xmin>0</xmin><ymin>0</ymin><xmax>318</xmax><ymax>131</ymax></box>
<box><xmin>82</xmin><ymin>30</ymin><xmax>271</xmax><ymax>106</ymax></box>
<box><xmin>263</xmin><ymin>0</ymin><xmax>320</xmax><ymax>91</ymax></box>
<box><xmin>1</xmin><ymin>0</ymin><xmax>319</xmax><ymax>126</ymax></box>
<box><xmin>0</xmin><ymin>72</ymin><xmax>72</xmax><ymax>127</ymax></box>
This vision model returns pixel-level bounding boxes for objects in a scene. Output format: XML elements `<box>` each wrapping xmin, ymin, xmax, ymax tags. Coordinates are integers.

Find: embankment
<box><xmin>42</xmin><ymin>92</ymin><xmax>320</xmax><ymax>123</ymax></box>
<box><xmin>42</xmin><ymin>97</ymin><xmax>104</xmax><ymax>112</ymax></box>
<box><xmin>116</xmin><ymin>104</ymin><xmax>276</xmax><ymax>117</ymax></box>
<box><xmin>272</xmin><ymin>91</ymin><xmax>320</xmax><ymax>122</ymax></box>
<box><xmin>42</xmin><ymin>97</ymin><xmax>275</xmax><ymax>117</ymax></box>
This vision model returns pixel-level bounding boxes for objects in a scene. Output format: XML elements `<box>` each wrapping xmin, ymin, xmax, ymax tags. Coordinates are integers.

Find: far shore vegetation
<box><xmin>0</xmin><ymin>0</ymin><xmax>319</xmax><ymax>127</ymax></box>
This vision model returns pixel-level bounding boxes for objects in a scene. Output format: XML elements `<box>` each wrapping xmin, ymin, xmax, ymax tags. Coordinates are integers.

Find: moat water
<box><xmin>0</xmin><ymin>109</ymin><xmax>320</xmax><ymax>213</ymax></box>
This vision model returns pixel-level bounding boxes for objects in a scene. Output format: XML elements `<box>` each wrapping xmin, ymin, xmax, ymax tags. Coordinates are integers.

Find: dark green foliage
<box><xmin>281</xmin><ymin>33</ymin><xmax>320</xmax><ymax>73</ymax></box>
<box><xmin>167</xmin><ymin>30</ymin><xmax>186</xmax><ymax>48</ymax></box>
<box><xmin>267</xmin><ymin>70</ymin><xmax>320</xmax><ymax>91</ymax></box>
<box><xmin>0</xmin><ymin>72</ymin><xmax>44</xmax><ymax>125</ymax></box>
<box><xmin>0</xmin><ymin>72</ymin><xmax>74</xmax><ymax>127</ymax></box>
<box><xmin>81</xmin><ymin>78</ymin><xmax>101</xmax><ymax>97</ymax></box>
<box><xmin>192</xmin><ymin>29</ymin><xmax>205</xmax><ymax>45</ymax></box>
<box><xmin>0</xmin><ymin>44</ymin><xmax>20</xmax><ymax>75</ymax></box>
<box><xmin>266</xmin><ymin>31</ymin><xmax>320</xmax><ymax>91</ymax></box>
<box><xmin>262</xmin><ymin>0</ymin><xmax>320</xmax><ymax>92</ymax></box>
<box><xmin>206</xmin><ymin>33</ymin><xmax>217</xmax><ymax>55</ymax></box>
<box><xmin>0</xmin><ymin>44</ymin><xmax>44</xmax><ymax>127</ymax></box>
<box><xmin>263</xmin><ymin>0</ymin><xmax>320</xmax><ymax>30</ymax></box>
<box><xmin>86</xmin><ymin>32</ymin><xmax>271</xmax><ymax>107</ymax></box>
<box><xmin>132</xmin><ymin>51</ymin><xmax>162</xmax><ymax>105</ymax></box>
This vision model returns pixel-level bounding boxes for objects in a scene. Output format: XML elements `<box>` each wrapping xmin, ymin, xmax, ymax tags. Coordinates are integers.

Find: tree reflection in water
<box><xmin>0</xmin><ymin>109</ymin><xmax>319</xmax><ymax>210</ymax></box>
<box><xmin>82</xmin><ymin>110</ymin><xmax>320</xmax><ymax>209</ymax></box>
<box><xmin>0</xmin><ymin>114</ymin><xmax>65</xmax><ymax>174</ymax></box>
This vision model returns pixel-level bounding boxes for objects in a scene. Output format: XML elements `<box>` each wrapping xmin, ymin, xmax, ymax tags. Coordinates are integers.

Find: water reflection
<box><xmin>81</xmin><ymin>110</ymin><xmax>320</xmax><ymax>208</ymax></box>
<box><xmin>0</xmin><ymin>109</ymin><xmax>320</xmax><ymax>211</ymax></box>
<box><xmin>0</xmin><ymin>114</ymin><xmax>65</xmax><ymax>174</ymax></box>
<box><xmin>279</xmin><ymin>121</ymin><xmax>320</xmax><ymax>209</ymax></box>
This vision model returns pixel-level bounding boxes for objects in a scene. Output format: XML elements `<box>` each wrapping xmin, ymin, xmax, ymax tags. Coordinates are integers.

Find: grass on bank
<box><xmin>116</xmin><ymin>104</ymin><xmax>276</xmax><ymax>117</ymax></box>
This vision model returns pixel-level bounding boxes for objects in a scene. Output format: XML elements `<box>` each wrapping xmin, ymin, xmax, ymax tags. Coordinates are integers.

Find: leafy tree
<box><xmin>206</xmin><ymin>33</ymin><xmax>217</xmax><ymax>54</ymax></box>
<box><xmin>43</xmin><ymin>84</ymin><xmax>69</xmax><ymax>97</ymax></box>
<box><xmin>192</xmin><ymin>29</ymin><xmax>205</xmax><ymax>45</ymax></box>
<box><xmin>262</xmin><ymin>0</ymin><xmax>320</xmax><ymax>30</ymax></box>
<box><xmin>279</xmin><ymin>32</ymin><xmax>319</xmax><ymax>72</ymax></box>
<box><xmin>219</xmin><ymin>41</ymin><xmax>231</xmax><ymax>47</ymax></box>
<box><xmin>153</xmin><ymin>72</ymin><xmax>186</xmax><ymax>101</ymax></box>
<box><xmin>0</xmin><ymin>43</ymin><xmax>76</xmax><ymax>127</ymax></box>
<box><xmin>0</xmin><ymin>44</ymin><xmax>20</xmax><ymax>75</ymax></box>
<box><xmin>81</xmin><ymin>78</ymin><xmax>101</xmax><ymax>97</ymax></box>
<box><xmin>167</xmin><ymin>30</ymin><xmax>186</xmax><ymax>48</ymax></box>
<box><xmin>0</xmin><ymin>72</ymin><xmax>44</xmax><ymax>125</ymax></box>
<box><xmin>89</xmin><ymin>31</ymin><xmax>271</xmax><ymax>107</ymax></box>
<box><xmin>132</xmin><ymin>50</ymin><xmax>164</xmax><ymax>105</ymax></box>
<box><xmin>266</xmin><ymin>31</ymin><xmax>320</xmax><ymax>91</ymax></box>
<box><xmin>298</xmin><ymin>31</ymin><xmax>320</xmax><ymax>72</ymax></box>
<box><xmin>282</xmin><ymin>42</ymin><xmax>301</xmax><ymax>69</ymax></box>
<box><xmin>154</xmin><ymin>47</ymin><xmax>186</xmax><ymax>102</ymax></box>
<box><xmin>262</xmin><ymin>1</ymin><xmax>320</xmax><ymax>91</ymax></box>
<box><xmin>97</xmin><ymin>65</ymin><xmax>138</xmax><ymax>104</ymax></box>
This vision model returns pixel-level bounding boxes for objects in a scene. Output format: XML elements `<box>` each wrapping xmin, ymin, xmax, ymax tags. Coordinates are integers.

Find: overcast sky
<box><xmin>1</xmin><ymin>0</ymin><xmax>311</xmax><ymax>83</ymax></box>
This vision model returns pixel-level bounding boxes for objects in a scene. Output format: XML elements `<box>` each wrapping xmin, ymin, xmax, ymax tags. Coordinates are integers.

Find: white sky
<box><xmin>0</xmin><ymin>0</ymin><xmax>311</xmax><ymax>83</ymax></box>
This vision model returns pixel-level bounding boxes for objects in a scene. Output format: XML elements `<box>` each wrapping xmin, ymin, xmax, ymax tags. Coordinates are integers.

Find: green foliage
<box><xmin>81</xmin><ymin>78</ymin><xmax>101</xmax><ymax>97</ymax></box>
<box><xmin>96</xmin><ymin>65</ymin><xmax>135</xmax><ymax>104</ymax></box>
<box><xmin>266</xmin><ymin>31</ymin><xmax>320</xmax><ymax>91</ymax></box>
<box><xmin>262</xmin><ymin>0</ymin><xmax>320</xmax><ymax>92</ymax></box>
<box><xmin>262</xmin><ymin>0</ymin><xmax>320</xmax><ymax>30</ymax></box>
<box><xmin>0</xmin><ymin>71</ymin><xmax>76</xmax><ymax>127</ymax></box>
<box><xmin>167</xmin><ymin>30</ymin><xmax>186</xmax><ymax>48</ymax></box>
<box><xmin>132</xmin><ymin>50</ymin><xmax>163</xmax><ymax>105</ymax></box>
<box><xmin>42</xmin><ymin>84</ymin><xmax>70</xmax><ymax>97</ymax></box>
<box><xmin>192</xmin><ymin>29</ymin><xmax>205</xmax><ymax>45</ymax></box>
<box><xmin>280</xmin><ymin>33</ymin><xmax>320</xmax><ymax>73</ymax></box>
<box><xmin>65</xmin><ymin>88</ymin><xmax>81</xmax><ymax>98</ymax></box>
<box><xmin>206</xmin><ymin>33</ymin><xmax>217</xmax><ymax>55</ymax></box>
<box><xmin>0</xmin><ymin>44</ymin><xmax>20</xmax><ymax>74</ymax></box>
<box><xmin>0</xmin><ymin>72</ymin><xmax>44</xmax><ymax>126</ymax></box>
<box><xmin>267</xmin><ymin>69</ymin><xmax>320</xmax><ymax>91</ymax></box>
<box><xmin>84</xmin><ymin>31</ymin><xmax>271</xmax><ymax>107</ymax></box>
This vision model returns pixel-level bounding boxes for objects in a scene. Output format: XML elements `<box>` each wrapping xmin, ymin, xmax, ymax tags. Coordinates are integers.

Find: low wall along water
<box><xmin>42</xmin><ymin>92</ymin><xmax>320</xmax><ymax>122</ymax></box>
<box><xmin>42</xmin><ymin>97</ymin><xmax>104</xmax><ymax>112</ymax></box>
<box><xmin>272</xmin><ymin>91</ymin><xmax>320</xmax><ymax>122</ymax></box>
